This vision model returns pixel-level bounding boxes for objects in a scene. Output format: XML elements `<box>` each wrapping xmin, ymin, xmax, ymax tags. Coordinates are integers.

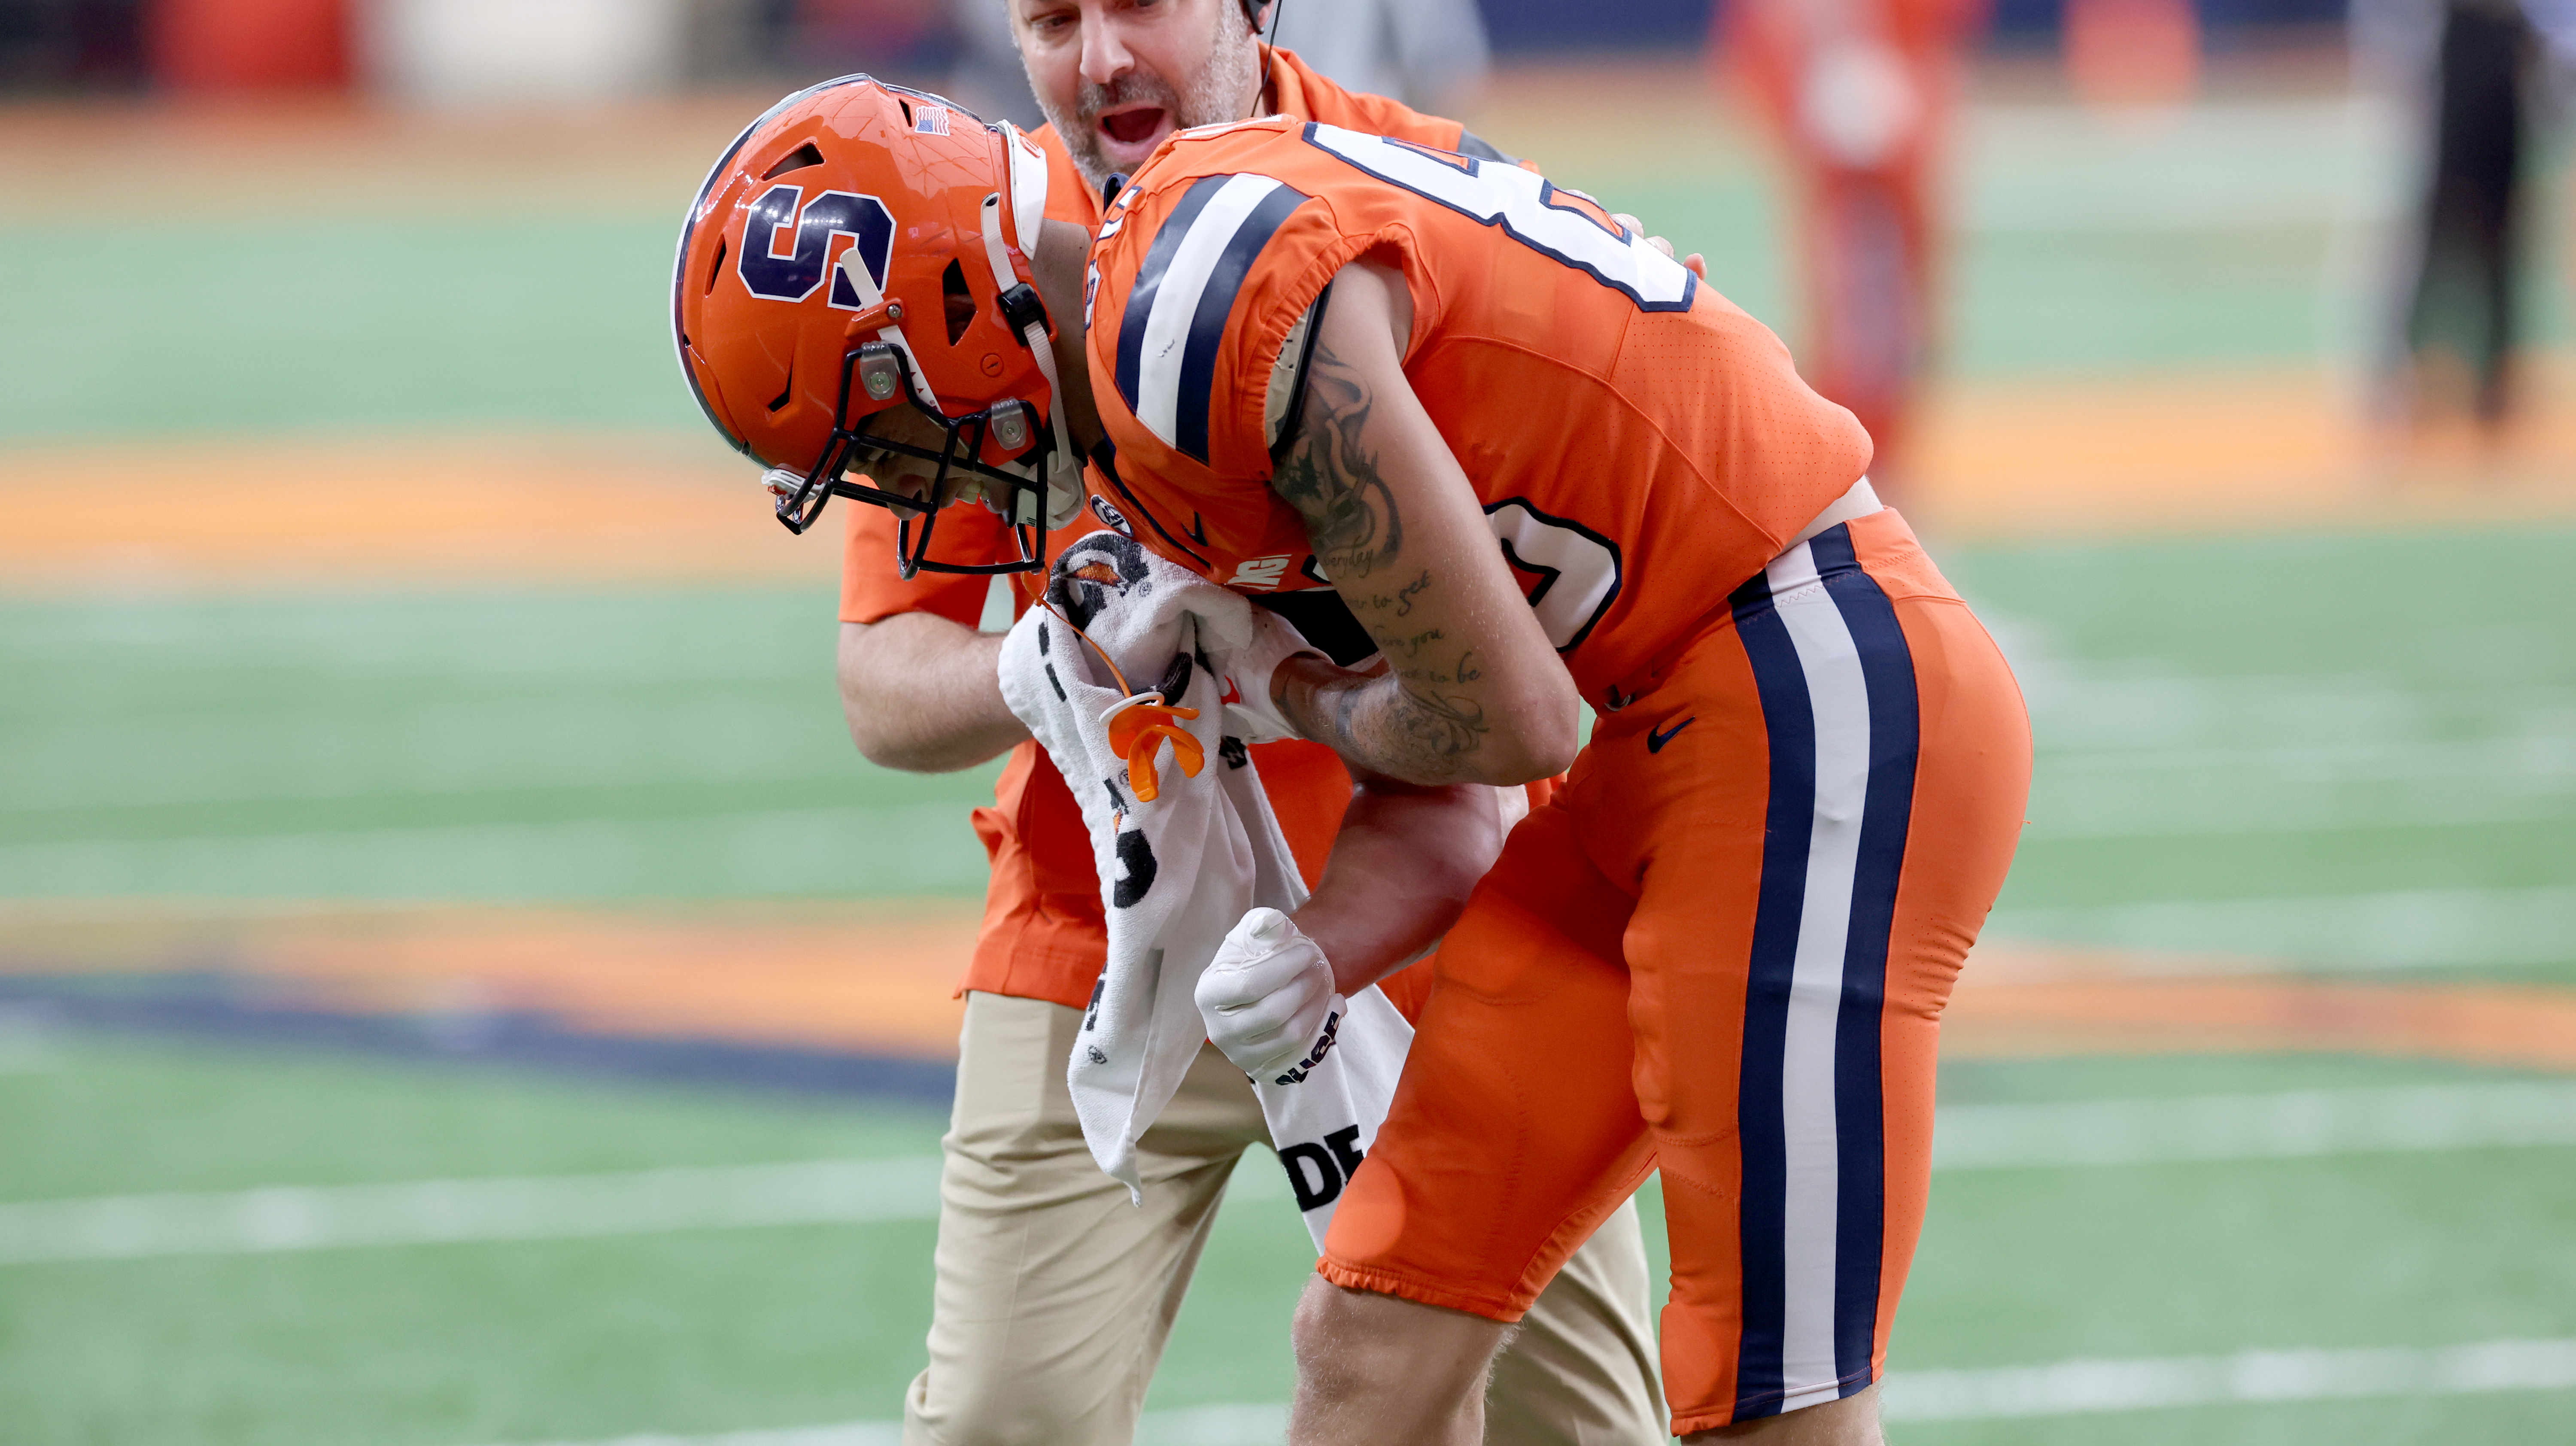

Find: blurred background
<box><xmin>1</xmin><ymin>0</ymin><xmax>2572</xmax><ymax>1442</ymax></box>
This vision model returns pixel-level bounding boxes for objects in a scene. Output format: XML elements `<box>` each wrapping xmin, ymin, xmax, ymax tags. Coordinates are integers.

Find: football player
<box><xmin>677</xmin><ymin>9</ymin><xmax>1668</xmax><ymax>1444</ymax></box>
<box><xmin>1068</xmin><ymin>123</ymin><xmax>2033</xmax><ymax>1442</ymax></box>
<box><xmin>1718</xmin><ymin>0</ymin><xmax>1986</xmax><ymax>497</ymax></box>
<box><xmin>679</xmin><ymin>91</ymin><xmax>2029</xmax><ymax>1436</ymax></box>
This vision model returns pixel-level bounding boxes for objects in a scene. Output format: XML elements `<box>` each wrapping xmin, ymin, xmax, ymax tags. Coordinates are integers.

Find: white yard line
<box><xmin>7</xmin><ymin>1084</ymin><xmax>2569</xmax><ymax>1266</ymax></box>
<box><xmin>1128</xmin><ymin>1403</ymin><xmax>1291</xmax><ymax>1445</ymax></box>
<box><xmin>460</xmin><ymin>1338</ymin><xmax>2576</xmax><ymax>1444</ymax></box>
<box><xmin>465</xmin><ymin>1400</ymin><xmax>1292</xmax><ymax>1446</ymax></box>
<box><xmin>1882</xmin><ymin>1337</ymin><xmax>2576</xmax><ymax>1422</ymax></box>
<box><xmin>463</xmin><ymin>1402</ymin><xmax>1285</xmax><ymax>1446</ymax></box>
<box><xmin>0</xmin><ymin>1158</ymin><xmax>943</xmax><ymax>1266</ymax></box>
<box><xmin>486</xmin><ymin>1429</ymin><xmax>905</xmax><ymax>1446</ymax></box>
<box><xmin>0</xmin><ymin>803</ymin><xmax>981</xmax><ymax>899</ymax></box>
<box><xmin>1929</xmin><ymin>1082</ymin><xmax>2576</xmax><ymax>1170</ymax></box>
<box><xmin>485</xmin><ymin>1430</ymin><xmax>902</xmax><ymax>1446</ymax></box>
<box><xmin>2020</xmin><ymin>793</ymin><xmax>2575</xmax><ymax>841</ymax></box>
<box><xmin>1989</xmin><ymin>885</ymin><xmax>2576</xmax><ymax>970</ymax></box>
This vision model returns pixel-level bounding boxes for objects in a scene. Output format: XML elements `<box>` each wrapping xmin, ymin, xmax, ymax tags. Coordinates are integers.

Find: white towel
<box><xmin>996</xmin><ymin>529</ymin><xmax>1411</xmax><ymax>1245</ymax></box>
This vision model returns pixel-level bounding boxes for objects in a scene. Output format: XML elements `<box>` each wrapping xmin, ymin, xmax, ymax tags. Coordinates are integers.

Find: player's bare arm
<box><xmin>1268</xmin><ymin>260</ymin><xmax>1580</xmax><ymax>787</ymax></box>
<box><xmin>1292</xmin><ymin>775</ymin><xmax>1506</xmax><ymax>993</ymax></box>
<box><xmin>835</xmin><ymin>219</ymin><xmax>1102</xmax><ymax>774</ymax></box>
<box><xmin>837</xmin><ymin>619</ymin><xmax>1024</xmax><ymax>771</ymax></box>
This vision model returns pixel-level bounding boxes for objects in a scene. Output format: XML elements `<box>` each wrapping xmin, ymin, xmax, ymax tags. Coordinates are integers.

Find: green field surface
<box><xmin>8</xmin><ymin>527</ymin><xmax>2571</xmax><ymax>990</ymax></box>
<box><xmin>3</xmin><ymin>1036</ymin><xmax>2570</xmax><ymax>1445</ymax></box>
<box><xmin>5</xmin><ymin>78</ymin><xmax>2573</xmax><ymax>1446</ymax></box>
<box><xmin>9</xmin><ymin>96</ymin><xmax>2561</xmax><ymax>447</ymax></box>
<box><xmin>11</xmin><ymin>537</ymin><xmax>2566</xmax><ymax>1443</ymax></box>
<box><xmin>0</xmin><ymin>587</ymin><xmax>996</xmax><ymax>899</ymax></box>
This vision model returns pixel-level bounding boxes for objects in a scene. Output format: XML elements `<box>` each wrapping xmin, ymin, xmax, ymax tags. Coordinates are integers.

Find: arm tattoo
<box><xmin>1271</xmin><ymin>337</ymin><xmax>1400</xmax><ymax>582</ymax></box>
<box><xmin>1270</xmin><ymin>331</ymin><xmax>1492</xmax><ymax>779</ymax></box>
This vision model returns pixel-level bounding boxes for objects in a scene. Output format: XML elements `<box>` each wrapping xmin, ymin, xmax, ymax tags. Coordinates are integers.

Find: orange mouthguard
<box><xmin>1036</xmin><ymin>597</ymin><xmax>1206</xmax><ymax>805</ymax></box>
<box><xmin>1104</xmin><ymin>695</ymin><xmax>1203</xmax><ymax>803</ymax></box>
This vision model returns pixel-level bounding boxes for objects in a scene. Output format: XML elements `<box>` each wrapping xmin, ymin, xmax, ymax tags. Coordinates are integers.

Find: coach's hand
<box><xmin>1616</xmin><ymin>212</ymin><xmax>1707</xmax><ymax>281</ymax></box>
<box><xmin>1198</xmin><ymin>907</ymin><xmax>1341</xmax><ymax>1081</ymax></box>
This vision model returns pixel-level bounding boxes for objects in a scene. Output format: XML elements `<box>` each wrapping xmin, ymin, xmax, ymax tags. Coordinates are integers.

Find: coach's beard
<box><xmin>1035</xmin><ymin>23</ymin><xmax>1260</xmax><ymax>194</ymax></box>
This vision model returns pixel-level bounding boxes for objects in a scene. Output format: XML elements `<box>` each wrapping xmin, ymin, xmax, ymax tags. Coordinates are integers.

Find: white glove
<box><xmin>1216</xmin><ymin>607</ymin><xmax>1325</xmax><ymax>745</ymax></box>
<box><xmin>1197</xmin><ymin>907</ymin><xmax>1343</xmax><ymax>1082</ymax></box>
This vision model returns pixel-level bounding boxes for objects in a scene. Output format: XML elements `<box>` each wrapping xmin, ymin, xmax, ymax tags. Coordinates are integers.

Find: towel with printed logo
<box><xmin>996</xmin><ymin>528</ymin><xmax>1410</xmax><ymax>1245</ymax></box>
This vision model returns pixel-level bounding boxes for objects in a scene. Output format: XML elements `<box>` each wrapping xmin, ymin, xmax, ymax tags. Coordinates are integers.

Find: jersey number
<box><xmin>1486</xmin><ymin>501</ymin><xmax>1622</xmax><ymax>653</ymax></box>
<box><xmin>1303</xmin><ymin>123</ymin><xmax>1696</xmax><ymax>313</ymax></box>
<box><xmin>1299</xmin><ymin>501</ymin><xmax>1620</xmax><ymax>654</ymax></box>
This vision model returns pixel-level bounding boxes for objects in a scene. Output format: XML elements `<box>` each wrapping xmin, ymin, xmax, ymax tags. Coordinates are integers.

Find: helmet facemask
<box><xmin>767</xmin><ymin>331</ymin><xmax>1056</xmax><ymax>579</ymax></box>
<box><xmin>676</xmin><ymin>82</ymin><xmax>1081</xmax><ymax>580</ymax></box>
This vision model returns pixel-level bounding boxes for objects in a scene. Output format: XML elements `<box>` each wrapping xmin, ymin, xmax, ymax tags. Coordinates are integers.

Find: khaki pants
<box><xmin>903</xmin><ymin>991</ymin><xmax>1668</xmax><ymax>1445</ymax></box>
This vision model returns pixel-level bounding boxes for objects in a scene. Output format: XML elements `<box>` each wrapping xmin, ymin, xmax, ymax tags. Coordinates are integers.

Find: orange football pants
<box><xmin>1317</xmin><ymin>510</ymin><xmax>2030</xmax><ymax>1434</ymax></box>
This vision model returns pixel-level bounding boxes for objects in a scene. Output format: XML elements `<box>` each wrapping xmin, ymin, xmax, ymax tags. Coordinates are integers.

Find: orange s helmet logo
<box><xmin>672</xmin><ymin>75</ymin><xmax>1081</xmax><ymax>577</ymax></box>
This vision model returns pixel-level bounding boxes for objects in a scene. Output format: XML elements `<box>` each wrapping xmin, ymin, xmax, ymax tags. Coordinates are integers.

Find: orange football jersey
<box><xmin>1084</xmin><ymin>118</ymin><xmax>1874</xmax><ymax>709</ymax></box>
<box><xmin>838</xmin><ymin>57</ymin><xmax>1495</xmax><ymax>1013</ymax></box>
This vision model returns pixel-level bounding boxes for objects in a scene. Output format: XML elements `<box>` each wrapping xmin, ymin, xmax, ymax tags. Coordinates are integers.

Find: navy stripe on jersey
<box><xmin>1727</xmin><ymin>562</ymin><xmax>1813</xmax><ymax>1420</ymax></box>
<box><xmin>1110</xmin><ymin>173</ymin><xmax>1310</xmax><ymax>464</ymax></box>
<box><xmin>1724</xmin><ymin>523</ymin><xmax>1919</xmax><ymax>1421</ymax></box>
<box><xmin>1813</xmin><ymin>526</ymin><xmax>1917</xmax><ymax>1394</ymax></box>
<box><xmin>1112</xmin><ymin>174</ymin><xmax>1228</xmax><ymax>421</ymax></box>
<box><xmin>1173</xmin><ymin>181</ymin><xmax>1309</xmax><ymax>462</ymax></box>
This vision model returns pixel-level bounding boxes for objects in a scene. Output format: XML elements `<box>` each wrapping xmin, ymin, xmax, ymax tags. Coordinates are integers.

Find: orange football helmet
<box><xmin>673</xmin><ymin>76</ymin><xmax>1082</xmax><ymax>576</ymax></box>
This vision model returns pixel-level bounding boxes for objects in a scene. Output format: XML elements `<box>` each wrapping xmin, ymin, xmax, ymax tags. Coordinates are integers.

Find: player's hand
<box><xmin>1615</xmin><ymin>213</ymin><xmax>1706</xmax><ymax>281</ymax></box>
<box><xmin>1217</xmin><ymin>606</ymin><xmax>1326</xmax><ymax>745</ymax></box>
<box><xmin>1197</xmin><ymin>907</ymin><xmax>1340</xmax><ymax>1081</ymax></box>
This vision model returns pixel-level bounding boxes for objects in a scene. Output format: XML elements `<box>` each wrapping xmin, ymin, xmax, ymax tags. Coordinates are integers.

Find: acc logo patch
<box><xmin>738</xmin><ymin>185</ymin><xmax>896</xmax><ymax>310</ymax></box>
<box><xmin>1088</xmin><ymin>495</ymin><xmax>1135</xmax><ymax>537</ymax></box>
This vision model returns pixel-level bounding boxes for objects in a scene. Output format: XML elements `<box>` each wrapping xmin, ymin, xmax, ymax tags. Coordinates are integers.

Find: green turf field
<box><xmin>5</xmin><ymin>1035</ymin><xmax>2570</xmax><ymax>1444</ymax></box>
<box><xmin>10</xmin><ymin>528</ymin><xmax>2571</xmax><ymax>978</ymax></box>
<box><xmin>2</xmin><ymin>79</ymin><xmax>2571</xmax><ymax>1446</ymax></box>
<box><xmin>6</xmin><ymin>94</ymin><xmax>2558</xmax><ymax>448</ymax></box>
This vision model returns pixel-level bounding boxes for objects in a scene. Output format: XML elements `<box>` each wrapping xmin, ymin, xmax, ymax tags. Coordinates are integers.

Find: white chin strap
<box><xmin>982</xmin><ymin>191</ymin><xmax>1086</xmax><ymax>532</ymax></box>
<box><xmin>832</xmin><ymin>244</ymin><xmax>937</xmax><ymax>413</ymax></box>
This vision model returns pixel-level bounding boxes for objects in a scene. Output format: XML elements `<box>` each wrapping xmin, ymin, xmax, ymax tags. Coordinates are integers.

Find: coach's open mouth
<box><xmin>1095</xmin><ymin>104</ymin><xmax>1172</xmax><ymax>159</ymax></box>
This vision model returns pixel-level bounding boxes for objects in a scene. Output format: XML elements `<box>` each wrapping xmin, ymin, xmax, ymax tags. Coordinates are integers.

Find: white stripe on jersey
<box><xmin>1131</xmin><ymin>173</ymin><xmax>1291</xmax><ymax>450</ymax></box>
<box><xmin>1762</xmin><ymin>537</ymin><xmax>1877</xmax><ymax>1410</ymax></box>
